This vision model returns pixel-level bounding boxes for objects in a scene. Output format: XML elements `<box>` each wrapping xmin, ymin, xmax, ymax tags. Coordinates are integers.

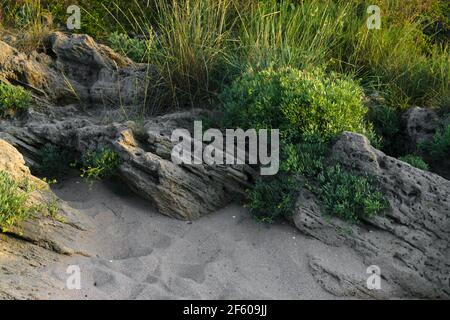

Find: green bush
<box><xmin>38</xmin><ymin>144</ymin><xmax>77</xmax><ymax>179</ymax></box>
<box><xmin>247</xmin><ymin>174</ymin><xmax>300</xmax><ymax>223</ymax></box>
<box><xmin>317</xmin><ymin>165</ymin><xmax>389</xmax><ymax>223</ymax></box>
<box><xmin>398</xmin><ymin>155</ymin><xmax>429</xmax><ymax>171</ymax></box>
<box><xmin>221</xmin><ymin>67</ymin><xmax>373</xmax><ymax>143</ymax></box>
<box><xmin>80</xmin><ymin>147</ymin><xmax>122</xmax><ymax>182</ymax></box>
<box><xmin>221</xmin><ymin>67</ymin><xmax>388</xmax><ymax>223</ymax></box>
<box><xmin>0</xmin><ymin>170</ymin><xmax>42</xmax><ymax>232</ymax></box>
<box><xmin>0</xmin><ymin>83</ymin><xmax>32</xmax><ymax>116</ymax></box>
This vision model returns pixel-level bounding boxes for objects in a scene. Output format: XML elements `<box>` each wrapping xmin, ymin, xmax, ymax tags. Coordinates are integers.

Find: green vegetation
<box><xmin>37</xmin><ymin>144</ymin><xmax>77</xmax><ymax>179</ymax></box>
<box><xmin>223</xmin><ymin>68</ymin><xmax>388</xmax><ymax>223</ymax></box>
<box><xmin>3</xmin><ymin>0</ymin><xmax>447</xmax><ymax>109</ymax></box>
<box><xmin>80</xmin><ymin>147</ymin><xmax>122</xmax><ymax>182</ymax></box>
<box><xmin>421</xmin><ymin>124</ymin><xmax>450</xmax><ymax>161</ymax></box>
<box><xmin>221</xmin><ymin>67</ymin><xmax>373</xmax><ymax>142</ymax></box>
<box><xmin>399</xmin><ymin>155</ymin><xmax>430</xmax><ymax>171</ymax></box>
<box><xmin>0</xmin><ymin>170</ymin><xmax>43</xmax><ymax>232</ymax></box>
<box><xmin>367</xmin><ymin>104</ymin><xmax>402</xmax><ymax>155</ymax></box>
<box><xmin>107</xmin><ymin>32</ymin><xmax>151</xmax><ymax>63</ymax></box>
<box><xmin>1</xmin><ymin>0</ymin><xmax>447</xmax><ymax>224</ymax></box>
<box><xmin>0</xmin><ymin>83</ymin><xmax>32</xmax><ymax>116</ymax></box>
<box><xmin>317</xmin><ymin>165</ymin><xmax>389</xmax><ymax>222</ymax></box>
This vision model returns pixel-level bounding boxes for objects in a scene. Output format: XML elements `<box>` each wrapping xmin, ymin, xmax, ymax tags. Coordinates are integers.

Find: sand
<box><xmin>36</xmin><ymin>177</ymin><xmax>348</xmax><ymax>300</ymax></box>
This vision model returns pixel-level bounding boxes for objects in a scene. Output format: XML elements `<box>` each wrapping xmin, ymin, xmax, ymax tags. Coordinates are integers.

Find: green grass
<box><xmin>420</xmin><ymin>124</ymin><xmax>450</xmax><ymax>161</ymax></box>
<box><xmin>0</xmin><ymin>170</ymin><xmax>42</xmax><ymax>232</ymax></box>
<box><xmin>2</xmin><ymin>0</ymin><xmax>448</xmax><ymax>110</ymax></box>
<box><xmin>399</xmin><ymin>155</ymin><xmax>430</xmax><ymax>171</ymax></box>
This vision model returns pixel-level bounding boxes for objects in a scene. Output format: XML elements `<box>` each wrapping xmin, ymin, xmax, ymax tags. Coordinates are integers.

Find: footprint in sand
<box><xmin>173</xmin><ymin>263</ymin><xmax>207</xmax><ymax>284</ymax></box>
<box><xmin>92</xmin><ymin>269</ymin><xmax>115</xmax><ymax>288</ymax></box>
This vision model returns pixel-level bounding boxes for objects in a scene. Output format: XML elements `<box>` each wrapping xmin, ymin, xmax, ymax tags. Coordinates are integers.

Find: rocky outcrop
<box><xmin>294</xmin><ymin>132</ymin><xmax>450</xmax><ymax>299</ymax></box>
<box><xmin>1</xmin><ymin>109</ymin><xmax>254</xmax><ymax>220</ymax></box>
<box><xmin>0</xmin><ymin>32</ymin><xmax>158</xmax><ymax>110</ymax></box>
<box><xmin>114</xmin><ymin>113</ymin><xmax>255</xmax><ymax>220</ymax></box>
<box><xmin>0</xmin><ymin>139</ymin><xmax>89</xmax><ymax>299</ymax></box>
<box><xmin>1</xmin><ymin>32</ymin><xmax>253</xmax><ymax>220</ymax></box>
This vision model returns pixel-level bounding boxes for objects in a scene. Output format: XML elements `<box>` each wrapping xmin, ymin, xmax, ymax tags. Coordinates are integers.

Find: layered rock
<box><xmin>0</xmin><ymin>139</ymin><xmax>89</xmax><ymax>299</ymax></box>
<box><xmin>294</xmin><ymin>132</ymin><xmax>450</xmax><ymax>299</ymax></box>
<box><xmin>0</xmin><ymin>32</ymin><xmax>157</xmax><ymax>109</ymax></box>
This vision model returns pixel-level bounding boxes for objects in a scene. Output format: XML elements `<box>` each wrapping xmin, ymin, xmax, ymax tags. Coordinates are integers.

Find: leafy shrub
<box><xmin>247</xmin><ymin>174</ymin><xmax>300</xmax><ymax>223</ymax></box>
<box><xmin>221</xmin><ymin>67</ymin><xmax>373</xmax><ymax>143</ymax></box>
<box><xmin>221</xmin><ymin>67</ymin><xmax>388</xmax><ymax>223</ymax></box>
<box><xmin>38</xmin><ymin>144</ymin><xmax>77</xmax><ymax>179</ymax></box>
<box><xmin>422</xmin><ymin>124</ymin><xmax>450</xmax><ymax>160</ymax></box>
<box><xmin>317</xmin><ymin>165</ymin><xmax>389</xmax><ymax>223</ymax></box>
<box><xmin>107</xmin><ymin>32</ymin><xmax>152</xmax><ymax>62</ymax></box>
<box><xmin>0</xmin><ymin>83</ymin><xmax>32</xmax><ymax>116</ymax></box>
<box><xmin>399</xmin><ymin>155</ymin><xmax>429</xmax><ymax>171</ymax></box>
<box><xmin>0</xmin><ymin>170</ymin><xmax>43</xmax><ymax>232</ymax></box>
<box><xmin>80</xmin><ymin>147</ymin><xmax>122</xmax><ymax>182</ymax></box>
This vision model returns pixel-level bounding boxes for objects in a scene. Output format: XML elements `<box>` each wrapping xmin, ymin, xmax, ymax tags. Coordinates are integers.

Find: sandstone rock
<box><xmin>0</xmin><ymin>139</ymin><xmax>90</xmax><ymax>298</ymax></box>
<box><xmin>0</xmin><ymin>32</ymin><xmax>159</xmax><ymax>109</ymax></box>
<box><xmin>293</xmin><ymin>132</ymin><xmax>450</xmax><ymax>299</ymax></box>
<box><xmin>114</xmin><ymin>112</ymin><xmax>255</xmax><ymax>220</ymax></box>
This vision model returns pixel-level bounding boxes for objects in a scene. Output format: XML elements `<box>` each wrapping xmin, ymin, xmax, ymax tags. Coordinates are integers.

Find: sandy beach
<box><xmin>35</xmin><ymin>177</ymin><xmax>353</xmax><ymax>300</ymax></box>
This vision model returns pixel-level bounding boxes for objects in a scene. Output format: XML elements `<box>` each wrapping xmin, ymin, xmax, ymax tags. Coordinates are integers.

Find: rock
<box><xmin>293</xmin><ymin>132</ymin><xmax>450</xmax><ymax>299</ymax></box>
<box><xmin>403</xmin><ymin>107</ymin><xmax>440</xmax><ymax>148</ymax></box>
<box><xmin>0</xmin><ymin>32</ymin><xmax>159</xmax><ymax>109</ymax></box>
<box><xmin>0</xmin><ymin>140</ymin><xmax>90</xmax><ymax>299</ymax></box>
<box><xmin>113</xmin><ymin>112</ymin><xmax>255</xmax><ymax>220</ymax></box>
<box><xmin>1</xmin><ymin>107</ymin><xmax>254</xmax><ymax>220</ymax></box>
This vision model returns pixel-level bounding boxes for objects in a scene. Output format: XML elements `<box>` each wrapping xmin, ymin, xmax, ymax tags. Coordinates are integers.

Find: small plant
<box><xmin>399</xmin><ymin>155</ymin><xmax>429</xmax><ymax>171</ymax></box>
<box><xmin>80</xmin><ymin>147</ymin><xmax>122</xmax><ymax>182</ymax></box>
<box><xmin>38</xmin><ymin>144</ymin><xmax>77</xmax><ymax>179</ymax></box>
<box><xmin>317</xmin><ymin>165</ymin><xmax>389</xmax><ymax>223</ymax></box>
<box><xmin>107</xmin><ymin>32</ymin><xmax>153</xmax><ymax>62</ymax></box>
<box><xmin>0</xmin><ymin>170</ymin><xmax>43</xmax><ymax>232</ymax></box>
<box><xmin>0</xmin><ymin>83</ymin><xmax>32</xmax><ymax>116</ymax></box>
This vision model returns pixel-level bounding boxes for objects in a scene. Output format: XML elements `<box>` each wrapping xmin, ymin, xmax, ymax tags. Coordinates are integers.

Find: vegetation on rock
<box><xmin>0</xmin><ymin>82</ymin><xmax>31</xmax><ymax>116</ymax></box>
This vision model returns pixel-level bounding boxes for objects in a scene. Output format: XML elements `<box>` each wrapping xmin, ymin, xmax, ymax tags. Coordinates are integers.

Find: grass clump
<box><xmin>0</xmin><ymin>83</ymin><xmax>32</xmax><ymax>116</ymax></box>
<box><xmin>398</xmin><ymin>155</ymin><xmax>429</xmax><ymax>171</ymax></box>
<box><xmin>80</xmin><ymin>147</ymin><xmax>122</xmax><ymax>182</ymax></box>
<box><xmin>0</xmin><ymin>170</ymin><xmax>44</xmax><ymax>232</ymax></box>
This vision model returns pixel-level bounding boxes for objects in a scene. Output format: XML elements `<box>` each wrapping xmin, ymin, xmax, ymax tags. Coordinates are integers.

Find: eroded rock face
<box><xmin>293</xmin><ymin>132</ymin><xmax>450</xmax><ymax>299</ymax></box>
<box><xmin>114</xmin><ymin>113</ymin><xmax>255</xmax><ymax>220</ymax></box>
<box><xmin>0</xmin><ymin>139</ymin><xmax>89</xmax><ymax>299</ymax></box>
<box><xmin>0</xmin><ymin>32</ymin><xmax>158</xmax><ymax>108</ymax></box>
<box><xmin>1</xmin><ymin>109</ymin><xmax>254</xmax><ymax>220</ymax></box>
